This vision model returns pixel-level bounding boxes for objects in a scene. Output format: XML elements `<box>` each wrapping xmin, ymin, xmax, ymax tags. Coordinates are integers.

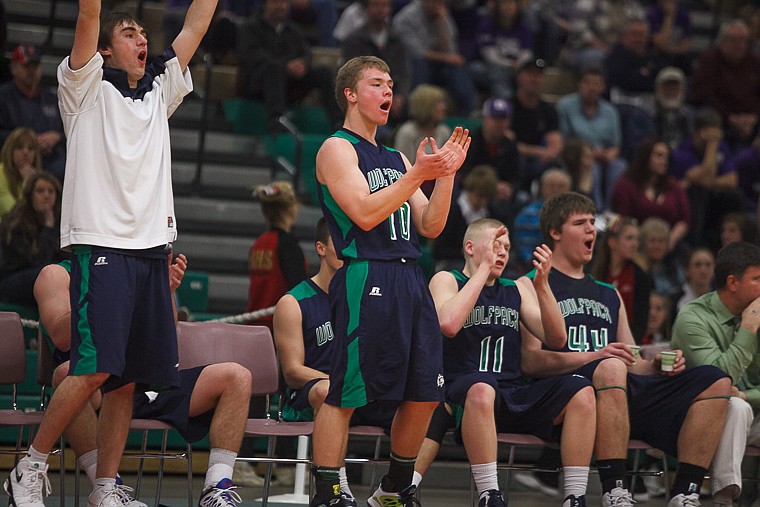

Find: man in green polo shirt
<box><xmin>672</xmin><ymin>241</ymin><xmax>760</xmax><ymax>507</ymax></box>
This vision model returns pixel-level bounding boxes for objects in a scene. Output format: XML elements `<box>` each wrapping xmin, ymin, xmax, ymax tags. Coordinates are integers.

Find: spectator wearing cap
<box><xmin>511</xmin><ymin>56</ymin><xmax>563</xmax><ymax>189</ymax></box>
<box><xmin>469</xmin><ymin>0</ymin><xmax>533</xmax><ymax>100</ymax></box>
<box><xmin>654</xmin><ymin>66</ymin><xmax>694</xmax><ymax>150</ymax></box>
<box><xmin>690</xmin><ymin>20</ymin><xmax>760</xmax><ymax>152</ymax></box>
<box><xmin>0</xmin><ymin>45</ymin><xmax>65</xmax><ymax>181</ymax></box>
<box><xmin>556</xmin><ymin>66</ymin><xmax>626</xmax><ymax>210</ymax></box>
<box><xmin>459</xmin><ymin>97</ymin><xmax>520</xmax><ymax>225</ymax></box>
<box><xmin>671</xmin><ymin>108</ymin><xmax>744</xmax><ymax>248</ymax></box>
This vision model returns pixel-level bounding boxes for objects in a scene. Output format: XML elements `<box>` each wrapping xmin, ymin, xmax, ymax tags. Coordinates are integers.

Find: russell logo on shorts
<box><xmin>368</xmin><ymin>286</ymin><xmax>383</xmax><ymax>296</ymax></box>
<box><xmin>94</xmin><ymin>256</ymin><xmax>108</xmax><ymax>266</ymax></box>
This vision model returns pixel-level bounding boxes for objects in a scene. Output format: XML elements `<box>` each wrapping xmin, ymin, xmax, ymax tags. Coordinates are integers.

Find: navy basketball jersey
<box><xmin>443</xmin><ymin>271</ymin><xmax>522</xmax><ymax>384</ymax></box>
<box><xmin>288</xmin><ymin>279</ymin><xmax>335</xmax><ymax>374</ymax></box>
<box><xmin>318</xmin><ymin>128</ymin><xmax>422</xmax><ymax>261</ymax></box>
<box><xmin>541</xmin><ymin>268</ymin><xmax>621</xmax><ymax>352</ymax></box>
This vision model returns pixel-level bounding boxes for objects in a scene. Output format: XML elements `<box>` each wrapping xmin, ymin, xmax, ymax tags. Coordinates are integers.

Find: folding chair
<box><xmin>0</xmin><ymin>312</ymin><xmax>46</xmax><ymax>460</ymax></box>
<box><xmin>175</xmin><ymin>322</ymin><xmax>314</xmax><ymax>507</ymax></box>
<box><xmin>346</xmin><ymin>425</ymin><xmax>388</xmax><ymax>491</ymax></box>
<box><xmin>495</xmin><ymin>432</ymin><xmax>550</xmax><ymax>506</ymax></box>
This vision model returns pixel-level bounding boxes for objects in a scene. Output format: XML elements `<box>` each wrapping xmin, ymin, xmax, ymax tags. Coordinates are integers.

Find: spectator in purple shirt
<box><xmin>731</xmin><ymin>132</ymin><xmax>760</xmax><ymax>214</ymax></box>
<box><xmin>646</xmin><ymin>0</ymin><xmax>691</xmax><ymax>72</ymax></box>
<box><xmin>670</xmin><ymin>108</ymin><xmax>744</xmax><ymax>248</ymax></box>
<box><xmin>470</xmin><ymin>0</ymin><xmax>533</xmax><ymax>100</ymax></box>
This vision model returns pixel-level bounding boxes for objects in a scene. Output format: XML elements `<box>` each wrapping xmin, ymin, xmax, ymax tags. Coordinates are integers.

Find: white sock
<box><xmin>339</xmin><ymin>467</ymin><xmax>353</xmax><ymax>498</ymax></box>
<box><xmin>79</xmin><ymin>449</ymin><xmax>99</xmax><ymax>485</ymax></box>
<box><xmin>563</xmin><ymin>466</ymin><xmax>589</xmax><ymax>498</ymax></box>
<box><xmin>206</xmin><ymin>448</ymin><xmax>237</xmax><ymax>488</ymax></box>
<box><xmin>26</xmin><ymin>445</ymin><xmax>48</xmax><ymax>465</ymax></box>
<box><xmin>471</xmin><ymin>462</ymin><xmax>499</xmax><ymax>496</ymax></box>
<box><xmin>412</xmin><ymin>471</ymin><xmax>423</xmax><ymax>487</ymax></box>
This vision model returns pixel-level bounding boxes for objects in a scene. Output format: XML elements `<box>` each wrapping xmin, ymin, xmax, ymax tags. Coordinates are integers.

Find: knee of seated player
<box><xmin>694</xmin><ymin>376</ymin><xmax>732</xmax><ymax>406</ymax></box>
<box><xmin>65</xmin><ymin>371</ymin><xmax>111</xmax><ymax>393</ymax></box>
<box><xmin>567</xmin><ymin>385</ymin><xmax>596</xmax><ymax>417</ymax></box>
<box><xmin>592</xmin><ymin>357</ymin><xmax>628</xmax><ymax>388</ymax></box>
<box><xmin>221</xmin><ymin>363</ymin><xmax>252</xmax><ymax>398</ymax></box>
<box><xmin>52</xmin><ymin>362</ymin><xmax>68</xmax><ymax>389</ymax></box>
<box><xmin>464</xmin><ymin>382</ymin><xmax>497</xmax><ymax>415</ymax></box>
<box><xmin>310</xmin><ymin>379</ymin><xmax>330</xmax><ymax>409</ymax></box>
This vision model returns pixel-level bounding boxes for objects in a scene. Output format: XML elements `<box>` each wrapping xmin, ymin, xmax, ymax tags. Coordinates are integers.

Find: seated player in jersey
<box><xmin>521</xmin><ymin>191</ymin><xmax>731</xmax><ymax>507</ymax></box>
<box><xmin>425</xmin><ymin>218</ymin><xmax>596</xmax><ymax>507</ymax></box>
<box><xmin>33</xmin><ymin>254</ymin><xmax>251</xmax><ymax>507</ymax></box>
<box><xmin>273</xmin><ymin>218</ymin><xmax>396</xmax><ymax>500</ymax></box>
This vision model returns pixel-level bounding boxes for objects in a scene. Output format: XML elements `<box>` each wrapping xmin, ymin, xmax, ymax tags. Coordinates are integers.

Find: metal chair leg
<box><xmin>262</xmin><ymin>436</ymin><xmax>278</xmax><ymax>507</ymax></box>
<box><xmin>186</xmin><ymin>443</ymin><xmax>194</xmax><ymax>507</ymax></box>
<box><xmin>154</xmin><ymin>430</ymin><xmax>169</xmax><ymax>507</ymax></box>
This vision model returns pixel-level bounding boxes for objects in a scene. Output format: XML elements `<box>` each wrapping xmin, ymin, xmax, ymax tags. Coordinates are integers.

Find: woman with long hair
<box><xmin>590</xmin><ymin>214</ymin><xmax>651</xmax><ymax>342</ymax></box>
<box><xmin>0</xmin><ymin>128</ymin><xmax>44</xmax><ymax>217</ymax></box>
<box><xmin>393</xmin><ymin>84</ymin><xmax>452</xmax><ymax>165</ymax></box>
<box><xmin>611</xmin><ymin>138</ymin><xmax>690</xmax><ymax>251</ymax></box>
<box><xmin>0</xmin><ymin>171</ymin><xmax>65</xmax><ymax>305</ymax></box>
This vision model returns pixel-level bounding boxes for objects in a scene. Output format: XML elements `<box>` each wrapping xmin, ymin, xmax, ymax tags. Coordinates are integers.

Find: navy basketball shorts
<box><xmin>325</xmin><ymin>259</ymin><xmax>445</xmax><ymax>408</ymax></box>
<box><xmin>627</xmin><ymin>365</ymin><xmax>728</xmax><ymax>457</ymax></box>
<box><xmin>283</xmin><ymin>378</ymin><xmax>327</xmax><ymax>422</ymax></box>
<box><xmin>574</xmin><ymin>359</ymin><xmax>728</xmax><ymax>456</ymax></box>
<box><xmin>133</xmin><ymin>365</ymin><xmax>213</xmax><ymax>443</ymax></box>
<box><xmin>69</xmin><ymin>245</ymin><xmax>179</xmax><ymax>392</ymax></box>
<box><xmin>446</xmin><ymin>372</ymin><xmax>593</xmax><ymax>442</ymax></box>
<box><xmin>284</xmin><ymin>378</ymin><xmax>397</xmax><ymax>432</ymax></box>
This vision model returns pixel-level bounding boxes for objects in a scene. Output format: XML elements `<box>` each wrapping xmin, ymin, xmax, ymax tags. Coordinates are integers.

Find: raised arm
<box><xmin>316</xmin><ymin>128</ymin><xmax>469</xmax><ymax>232</ymax></box>
<box><xmin>273</xmin><ymin>294</ymin><xmax>328</xmax><ymax>389</ymax></box>
<box><xmin>430</xmin><ymin>226</ymin><xmax>507</xmax><ymax>336</ymax></box>
<box><xmin>515</xmin><ymin>245</ymin><xmax>566</xmax><ymax>349</ymax></box>
<box><xmin>70</xmin><ymin>0</ymin><xmax>102</xmax><ymax>71</ymax></box>
<box><xmin>172</xmin><ymin>0</ymin><xmax>219</xmax><ymax>71</ymax></box>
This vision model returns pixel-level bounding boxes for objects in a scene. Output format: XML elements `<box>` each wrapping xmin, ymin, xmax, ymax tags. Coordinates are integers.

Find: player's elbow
<box><xmin>439</xmin><ymin>321</ymin><xmax>460</xmax><ymax>338</ymax></box>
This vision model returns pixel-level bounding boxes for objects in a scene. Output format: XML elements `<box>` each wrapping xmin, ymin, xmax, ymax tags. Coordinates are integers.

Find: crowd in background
<box><xmin>1</xmin><ymin>0</ymin><xmax>760</xmax><ymax>339</ymax></box>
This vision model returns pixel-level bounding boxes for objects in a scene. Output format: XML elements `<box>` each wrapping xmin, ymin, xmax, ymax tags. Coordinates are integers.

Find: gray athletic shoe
<box><xmin>601</xmin><ymin>487</ymin><xmax>635</xmax><ymax>507</ymax></box>
<box><xmin>666</xmin><ymin>493</ymin><xmax>701</xmax><ymax>507</ymax></box>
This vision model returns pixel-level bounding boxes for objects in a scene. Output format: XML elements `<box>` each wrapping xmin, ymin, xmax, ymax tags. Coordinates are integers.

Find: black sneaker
<box><xmin>478</xmin><ymin>489</ymin><xmax>506</xmax><ymax>507</ymax></box>
<box><xmin>310</xmin><ymin>492</ymin><xmax>357</xmax><ymax>507</ymax></box>
<box><xmin>562</xmin><ymin>495</ymin><xmax>587</xmax><ymax>507</ymax></box>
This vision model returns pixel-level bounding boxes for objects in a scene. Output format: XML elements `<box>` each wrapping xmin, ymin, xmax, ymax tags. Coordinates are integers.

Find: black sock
<box><xmin>596</xmin><ymin>459</ymin><xmax>627</xmax><ymax>494</ymax></box>
<box><xmin>383</xmin><ymin>452</ymin><xmax>416</xmax><ymax>492</ymax></box>
<box><xmin>312</xmin><ymin>466</ymin><xmax>341</xmax><ymax>499</ymax></box>
<box><xmin>670</xmin><ymin>462</ymin><xmax>707</xmax><ymax>498</ymax></box>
